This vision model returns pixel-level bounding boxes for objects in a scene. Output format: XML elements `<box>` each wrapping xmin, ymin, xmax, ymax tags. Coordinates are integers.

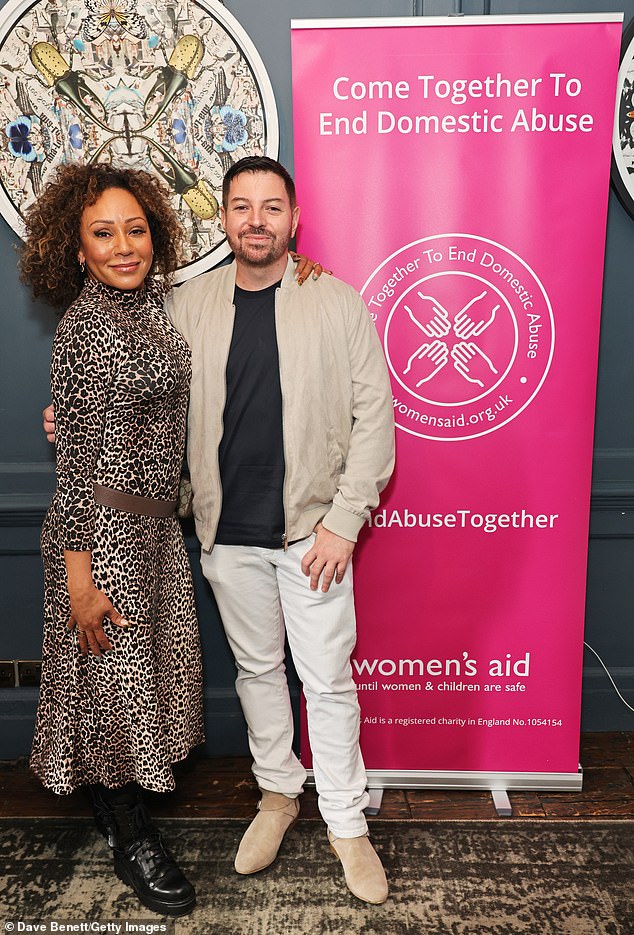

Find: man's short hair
<box><xmin>222</xmin><ymin>156</ymin><xmax>296</xmax><ymax>209</ymax></box>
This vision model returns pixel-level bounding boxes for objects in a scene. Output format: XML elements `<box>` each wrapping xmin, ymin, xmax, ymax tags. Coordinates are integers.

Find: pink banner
<box><xmin>292</xmin><ymin>16</ymin><xmax>622</xmax><ymax>780</ymax></box>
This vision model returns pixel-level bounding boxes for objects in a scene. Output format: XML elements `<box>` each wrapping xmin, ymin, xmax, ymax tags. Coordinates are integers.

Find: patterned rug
<box><xmin>1</xmin><ymin>818</ymin><xmax>632</xmax><ymax>935</ymax></box>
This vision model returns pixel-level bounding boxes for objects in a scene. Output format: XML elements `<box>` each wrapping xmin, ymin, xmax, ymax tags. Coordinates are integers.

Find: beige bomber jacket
<box><xmin>165</xmin><ymin>256</ymin><xmax>395</xmax><ymax>553</ymax></box>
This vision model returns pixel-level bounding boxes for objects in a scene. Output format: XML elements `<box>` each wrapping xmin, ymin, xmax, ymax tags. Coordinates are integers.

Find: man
<box><xmin>46</xmin><ymin>157</ymin><xmax>395</xmax><ymax>903</ymax></box>
<box><xmin>167</xmin><ymin>156</ymin><xmax>394</xmax><ymax>904</ymax></box>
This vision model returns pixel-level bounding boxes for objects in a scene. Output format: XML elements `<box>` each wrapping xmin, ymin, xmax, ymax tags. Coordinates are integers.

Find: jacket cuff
<box><xmin>321</xmin><ymin>503</ymin><xmax>366</xmax><ymax>542</ymax></box>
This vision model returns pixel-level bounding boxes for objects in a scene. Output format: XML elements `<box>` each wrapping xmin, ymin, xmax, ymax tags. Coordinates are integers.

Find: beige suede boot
<box><xmin>328</xmin><ymin>830</ymin><xmax>389</xmax><ymax>904</ymax></box>
<box><xmin>234</xmin><ymin>791</ymin><xmax>300</xmax><ymax>874</ymax></box>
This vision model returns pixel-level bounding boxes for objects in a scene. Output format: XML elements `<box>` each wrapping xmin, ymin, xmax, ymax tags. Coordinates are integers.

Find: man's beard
<box><xmin>228</xmin><ymin>225</ymin><xmax>291</xmax><ymax>267</ymax></box>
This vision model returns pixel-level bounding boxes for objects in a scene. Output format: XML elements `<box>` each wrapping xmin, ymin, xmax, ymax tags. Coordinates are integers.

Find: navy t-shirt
<box><xmin>215</xmin><ymin>282</ymin><xmax>286</xmax><ymax>548</ymax></box>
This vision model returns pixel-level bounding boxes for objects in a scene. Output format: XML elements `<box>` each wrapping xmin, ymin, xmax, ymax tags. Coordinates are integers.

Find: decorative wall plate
<box><xmin>0</xmin><ymin>0</ymin><xmax>278</xmax><ymax>280</ymax></box>
<box><xmin>612</xmin><ymin>15</ymin><xmax>634</xmax><ymax>219</ymax></box>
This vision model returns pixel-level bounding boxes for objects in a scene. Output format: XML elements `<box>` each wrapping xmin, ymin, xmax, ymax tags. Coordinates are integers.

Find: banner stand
<box><xmin>308</xmin><ymin>767</ymin><xmax>583</xmax><ymax>816</ymax></box>
<box><xmin>292</xmin><ymin>14</ymin><xmax>622</xmax><ymax>796</ymax></box>
<box><xmin>307</xmin><ymin>766</ymin><xmax>582</xmax><ymax>792</ymax></box>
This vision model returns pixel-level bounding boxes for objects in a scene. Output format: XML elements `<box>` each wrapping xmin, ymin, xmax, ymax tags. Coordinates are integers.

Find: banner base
<box><xmin>306</xmin><ymin>766</ymin><xmax>583</xmax><ymax>792</ymax></box>
<box><xmin>491</xmin><ymin>789</ymin><xmax>513</xmax><ymax>817</ymax></box>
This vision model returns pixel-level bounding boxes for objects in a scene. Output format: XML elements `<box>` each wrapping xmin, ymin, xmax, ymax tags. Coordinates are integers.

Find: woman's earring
<box><xmin>79</xmin><ymin>258</ymin><xmax>85</xmax><ymax>275</ymax></box>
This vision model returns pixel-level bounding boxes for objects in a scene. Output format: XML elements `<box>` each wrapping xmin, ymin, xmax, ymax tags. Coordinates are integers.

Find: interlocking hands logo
<box><xmin>362</xmin><ymin>234</ymin><xmax>554</xmax><ymax>441</ymax></box>
<box><xmin>403</xmin><ymin>290</ymin><xmax>499</xmax><ymax>389</ymax></box>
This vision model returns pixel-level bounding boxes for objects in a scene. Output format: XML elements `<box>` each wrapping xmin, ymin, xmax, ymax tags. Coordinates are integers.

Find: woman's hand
<box><xmin>67</xmin><ymin>584</ymin><xmax>129</xmax><ymax>656</ymax></box>
<box><xmin>290</xmin><ymin>251</ymin><xmax>332</xmax><ymax>285</ymax></box>
<box><xmin>65</xmin><ymin>551</ymin><xmax>129</xmax><ymax>655</ymax></box>
<box><xmin>43</xmin><ymin>403</ymin><xmax>55</xmax><ymax>443</ymax></box>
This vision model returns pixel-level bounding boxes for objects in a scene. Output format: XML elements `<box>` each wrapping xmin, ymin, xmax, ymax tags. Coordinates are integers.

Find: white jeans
<box><xmin>200</xmin><ymin>536</ymin><xmax>370</xmax><ymax>837</ymax></box>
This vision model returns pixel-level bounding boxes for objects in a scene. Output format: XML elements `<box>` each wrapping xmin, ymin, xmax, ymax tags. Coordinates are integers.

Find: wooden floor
<box><xmin>1</xmin><ymin>732</ymin><xmax>633</xmax><ymax>821</ymax></box>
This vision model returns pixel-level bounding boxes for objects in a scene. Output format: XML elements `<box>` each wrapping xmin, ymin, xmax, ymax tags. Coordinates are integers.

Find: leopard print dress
<box><xmin>30</xmin><ymin>278</ymin><xmax>204</xmax><ymax>795</ymax></box>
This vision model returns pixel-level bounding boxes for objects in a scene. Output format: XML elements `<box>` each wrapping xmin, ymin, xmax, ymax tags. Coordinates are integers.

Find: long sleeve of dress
<box><xmin>51</xmin><ymin>305</ymin><xmax>117</xmax><ymax>552</ymax></box>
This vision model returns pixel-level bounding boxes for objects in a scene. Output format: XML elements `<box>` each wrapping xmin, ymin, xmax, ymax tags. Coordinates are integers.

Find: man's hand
<box><xmin>43</xmin><ymin>403</ymin><xmax>55</xmax><ymax>443</ymax></box>
<box><xmin>301</xmin><ymin>524</ymin><xmax>355</xmax><ymax>592</ymax></box>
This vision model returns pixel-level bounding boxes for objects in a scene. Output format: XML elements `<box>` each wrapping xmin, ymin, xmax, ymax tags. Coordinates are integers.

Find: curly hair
<box><xmin>19</xmin><ymin>163</ymin><xmax>186</xmax><ymax>311</ymax></box>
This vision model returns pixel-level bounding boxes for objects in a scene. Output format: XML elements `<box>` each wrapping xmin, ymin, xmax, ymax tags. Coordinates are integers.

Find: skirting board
<box><xmin>306</xmin><ymin>766</ymin><xmax>583</xmax><ymax>792</ymax></box>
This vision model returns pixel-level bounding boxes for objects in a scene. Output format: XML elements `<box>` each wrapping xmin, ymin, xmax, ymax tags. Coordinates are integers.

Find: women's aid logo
<box><xmin>362</xmin><ymin>234</ymin><xmax>554</xmax><ymax>441</ymax></box>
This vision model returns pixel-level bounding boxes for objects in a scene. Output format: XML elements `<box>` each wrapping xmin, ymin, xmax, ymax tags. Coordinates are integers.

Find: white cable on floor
<box><xmin>584</xmin><ymin>641</ymin><xmax>634</xmax><ymax>714</ymax></box>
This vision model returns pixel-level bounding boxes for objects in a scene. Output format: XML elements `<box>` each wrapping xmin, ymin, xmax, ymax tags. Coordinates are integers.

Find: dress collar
<box><xmin>81</xmin><ymin>277</ymin><xmax>150</xmax><ymax>310</ymax></box>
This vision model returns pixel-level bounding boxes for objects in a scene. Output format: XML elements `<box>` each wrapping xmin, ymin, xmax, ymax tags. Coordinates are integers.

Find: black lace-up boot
<box><xmin>91</xmin><ymin>783</ymin><xmax>196</xmax><ymax>916</ymax></box>
<box><xmin>89</xmin><ymin>785</ymin><xmax>117</xmax><ymax>845</ymax></box>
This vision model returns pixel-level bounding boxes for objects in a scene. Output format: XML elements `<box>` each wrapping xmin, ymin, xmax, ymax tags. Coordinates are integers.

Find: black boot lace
<box><xmin>124</xmin><ymin>825</ymin><xmax>180</xmax><ymax>885</ymax></box>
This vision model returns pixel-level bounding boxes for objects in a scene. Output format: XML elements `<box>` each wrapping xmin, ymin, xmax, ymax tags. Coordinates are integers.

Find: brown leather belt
<box><xmin>93</xmin><ymin>483</ymin><xmax>177</xmax><ymax>518</ymax></box>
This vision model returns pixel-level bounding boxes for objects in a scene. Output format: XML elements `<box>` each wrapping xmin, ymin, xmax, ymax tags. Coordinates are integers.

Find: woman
<box><xmin>21</xmin><ymin>163</ymin><xmax>202</xmax><ymax>917</ymax></box>
<box><xmin>24</xmin><ymin>163</ymin><xmax>323</xmax><ymax>916</ymax></box>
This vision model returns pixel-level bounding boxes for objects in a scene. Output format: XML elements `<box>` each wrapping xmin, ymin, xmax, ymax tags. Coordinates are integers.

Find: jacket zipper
<box><xmin>208</xmin><ymin>302</ymin><xmax>234</xmax><ymax>549</ymax></box>
<box><xmin>277</xmin><ymin>284</ymin><xmax>289</xmax><ymax>551</ymax></box>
